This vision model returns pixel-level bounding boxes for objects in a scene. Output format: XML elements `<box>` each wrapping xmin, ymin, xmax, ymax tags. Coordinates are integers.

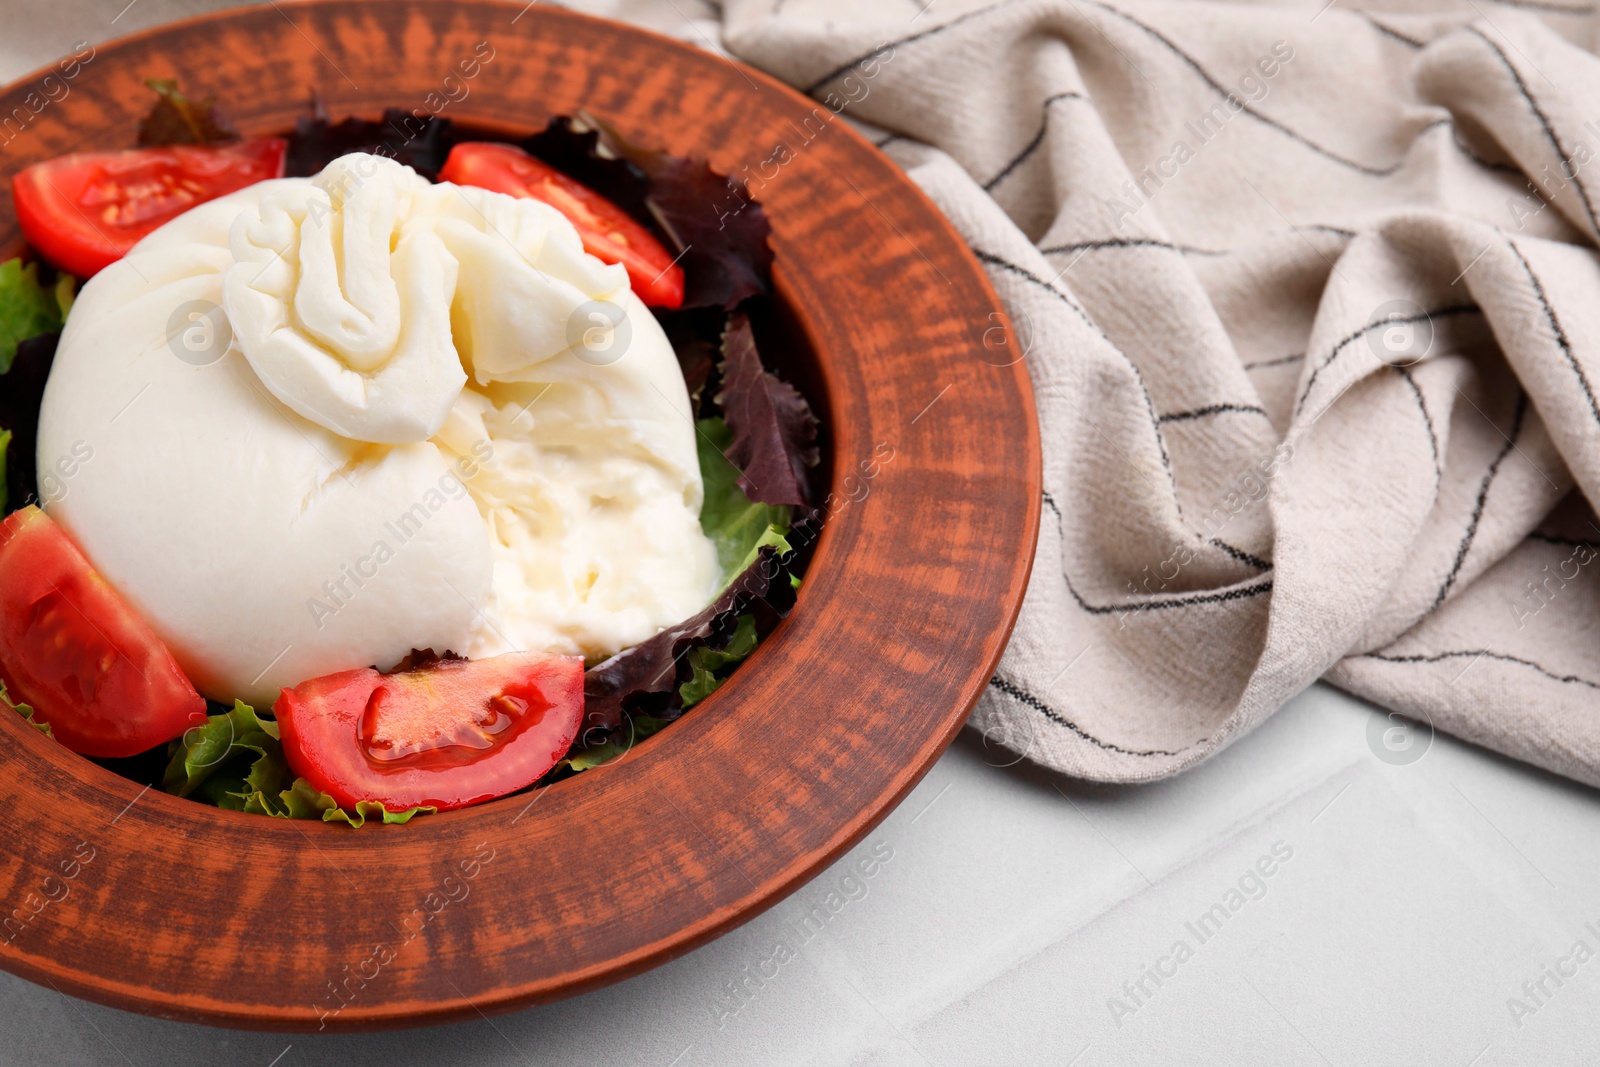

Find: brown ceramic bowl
<box><xmin>0</xmin><ymin>0</ymin><xmax>1039</xmax><ymax>1030</ymax></box>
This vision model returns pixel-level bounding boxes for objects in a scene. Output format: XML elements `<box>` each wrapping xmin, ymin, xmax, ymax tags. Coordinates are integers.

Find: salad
<box><xmin>0</xmin><ymin>82</ymin><xmax>818</xmax><ymax>826</ymax></box>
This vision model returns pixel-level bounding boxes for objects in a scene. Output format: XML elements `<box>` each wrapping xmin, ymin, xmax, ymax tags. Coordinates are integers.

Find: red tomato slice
<box><xmin>12</xmin><ymin>138</ymin><xmax>287</xmax><ymax>278</ymax></box>
<box><xmin>439</xmin><ymin>142</ymin><xmax>685</xmax><ymax>309</ymax></box>
<box><xmin>275</xmin><ymin>652</ymin><xmax>584</xmax><ymax>812</ymax></box>
<box><xmin>0</xmin><ymin>506</ymin><xmax>206</xmax><ymax>757</ymax></box>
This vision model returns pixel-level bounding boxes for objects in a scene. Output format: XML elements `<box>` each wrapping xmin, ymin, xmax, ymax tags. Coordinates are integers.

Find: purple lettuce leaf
<box><xmin>714</xmin><ymin>311</ymin><xmax>819</xmax><ymax>506</ymax></box>
<box><xmin>285</xmin><ymin>102</ymin><xmax>455</xmax><ymax>179</ymax></box>
<box><xmin>524</xmin><ymin>113</ymin><xmax>773</xmax><ymax>310</ymax></box>
<box><xmin>136</xmin><ymin>79</ymin><xmax>239</xmax><ymax>146</ymax></box>
<box><xmin>0</xmin><ymin>332</ymin><xmax>58</xmax><ymax>512</ymax></box>
<box><xmin>579</xmin><ymin>545</ymin><xmax>796</xmax><ymax>746</ymax></box>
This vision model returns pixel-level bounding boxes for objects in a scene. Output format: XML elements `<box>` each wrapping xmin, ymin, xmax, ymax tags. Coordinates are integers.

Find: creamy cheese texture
<box><xmin>37</xmin><ymin>153</ymin><xmax>720</xmax><ymax>707</ymax></box>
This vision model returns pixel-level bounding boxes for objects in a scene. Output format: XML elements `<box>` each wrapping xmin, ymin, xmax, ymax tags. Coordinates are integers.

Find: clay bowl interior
<box><xmin>0</xmin><ymin>0</ymin><xmax>1040</xmax><ymax>1030</ymax></box>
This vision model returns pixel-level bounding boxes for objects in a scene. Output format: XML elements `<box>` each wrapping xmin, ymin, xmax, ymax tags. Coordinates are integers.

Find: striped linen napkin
<box><xmin>709</xmin><ymin>0</ymin><xmax>1600</xmax><ymax>784</ymax></box>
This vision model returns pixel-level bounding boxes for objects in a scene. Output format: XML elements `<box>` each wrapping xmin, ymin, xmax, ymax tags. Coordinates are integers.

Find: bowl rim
<box><xmin>0</xmin><ymin>0</ymin><xmax>1041</xmax><ymax>1030</ymax></box>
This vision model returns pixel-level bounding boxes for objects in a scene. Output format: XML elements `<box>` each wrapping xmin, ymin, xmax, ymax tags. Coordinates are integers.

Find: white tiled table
<box><xmin>5</xmin><ymin>4</ymin><xmax>1598</xmax><ymax>1063</ymax></box>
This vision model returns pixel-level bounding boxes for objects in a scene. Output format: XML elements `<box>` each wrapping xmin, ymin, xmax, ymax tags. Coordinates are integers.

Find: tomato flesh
<box><xmin>13</xmin><ymin>138</ymin><xmax>287</xmax><ymax>278</ymax></box>
<box><xmin>439</xmin><ymin>142</ymin><xmax>685</xmax><ymax>308</ymax></box>
<box><xmin>0</xmin><ymin>507</ymin><xmax>206</xmax><ymax>757</ymax></box>
<box><xmin>275</xmin><ymin>652</ymin><xmax>584</xmax><ymax>812</ymax></box>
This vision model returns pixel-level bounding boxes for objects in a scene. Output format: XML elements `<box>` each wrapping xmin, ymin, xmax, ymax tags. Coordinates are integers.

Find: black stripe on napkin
<box><xmin>984</xmin><ymin>92</ymin><xmax>1087</xmax><ymax>191</ymax></box>
<box><xmin>1358</xmin><ymin>649</ymin><xmax>1600</xmax><ymax>690</ymax></box>
<box><xmin>1432</xmin><ymin>391</ymin><xmax>1528</xmax><ymax>610</ymax></box>
<box><xmin>988</xmin><ymin>676</ymin><xmax>1192</xmax><ymax>756</ymax></box>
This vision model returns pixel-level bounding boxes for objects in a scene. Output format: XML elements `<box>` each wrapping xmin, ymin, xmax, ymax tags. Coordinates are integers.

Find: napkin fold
<box><xmin>694</xmin><ymin>0</ymin><xmax>1600</xmax><ymax>784</ymax></box>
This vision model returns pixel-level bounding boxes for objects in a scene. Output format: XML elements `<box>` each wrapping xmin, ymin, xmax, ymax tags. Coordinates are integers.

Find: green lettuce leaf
<box><xmin>163</xmin><ymin>701</ymin><xmax>431</xmax><ymax>826</ymax></box>
<box><xmin>697</xmin><ymin>416</ymin><xmax>792</xmax><ymax>585</ymax></box>
<box><xmin>0</xmin><ymin>259</ymin><xmax>70</xmax><ymax>374</ymax></box>
<box><xmin>555</xmin><ymin>714</ymin><xmax>671</xmax><ymax>774</ymax></box>
<box><xmin>2</xmin><ymin>680</ymin><xmax>50</xmax><ymax>738</ymax></box>
<box><xmin>187</xmin><ymin>706</ymin><xmax>293</xmax><ymax>812</ymax></box>
<box><xmin>250</xmin><ymin>778</ymin><xmax>432</xmax><ymax>827</ymax></box>
<box><xmin>679</xmin><ymin>613</ymin><xmax>758</xmax><ymax>708</ymax></box>
<box><xmin>562</xmin><ymin>741</ymin><xmax>629</xmax><ymax>773</ymax></box>
<box><xmin>162</xmin><ymin>700</ymin><xmax>280</xmax><ymax>799</ymax></box>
